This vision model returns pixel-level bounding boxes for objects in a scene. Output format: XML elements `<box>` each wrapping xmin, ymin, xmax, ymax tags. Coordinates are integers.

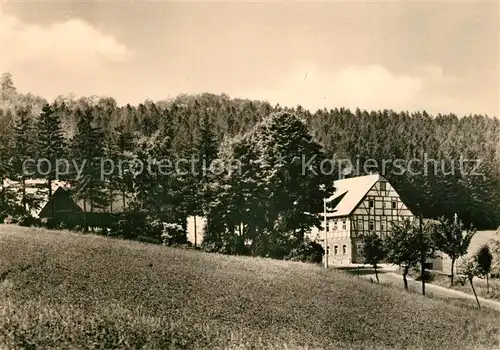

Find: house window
<box><xmin>369</xmin><ymin>200</ymin><xmax>374</xmax><ymax>208</ymax></box>
<box><xmin>334</xmin><ymin>245</ymin><xmax>338</xmax><ymax>255</ymax></box>
<box><xmin>369</xmin><ymin>220</ymin><xmax>374</xmax><ymax>231</ymax></box>
<box><xmin>392</xmin><ymin>201</ymin><xmax>397</xmax><ymax>209</ymax></box>
<box><xmin>380</xmin><ymin>182</ymin><xmax>386</xmax><ymax>191</ymax></box>
<box><xmin>381</xmin><ymin>222</ymin><xmax>385</xmax><ymax>231</ymax></box>
<box><xmin>342</xmin><ymin>221</ymin><xmax>346</xmax><ymax>230</ymax></box>
<box><xmin>342</xmin><ymin>245</ymin><xmax>347</xmax><ymax>255</ymax></box>
<box><xmin>326</xmin><ymin>222</ymin><xmax>330</xmax><ymax>232</ymax></box>
<box><xmin>327</xmin><ymin>246</ymin><xmax>330</xmax><ymax>255</ymax></box>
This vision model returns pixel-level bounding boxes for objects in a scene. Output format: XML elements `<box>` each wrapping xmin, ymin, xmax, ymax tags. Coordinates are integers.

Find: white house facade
<box><xmin>308</xmin><ymin>174</ymin><xmax>442</xmax><ymax>269</ymax></box>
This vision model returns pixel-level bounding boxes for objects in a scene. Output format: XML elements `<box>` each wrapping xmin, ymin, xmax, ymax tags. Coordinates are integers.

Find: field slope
<box><xmin>0</xmin><ymin>225</ymin><xmax>499</xmax><ymax>349</ymax></box>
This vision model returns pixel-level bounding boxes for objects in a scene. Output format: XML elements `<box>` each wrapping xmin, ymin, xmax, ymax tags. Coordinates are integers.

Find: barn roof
<box><xmin>326</xmin><ymin>174</ymin><xmax>385</xmax><ymax>218</ymax></box>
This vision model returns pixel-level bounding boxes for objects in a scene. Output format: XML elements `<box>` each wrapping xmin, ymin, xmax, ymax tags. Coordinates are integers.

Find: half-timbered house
<box><xmin>308</xmin><ymin>174</ymin><xmax>415</xmax><ymax>265</ymax></box>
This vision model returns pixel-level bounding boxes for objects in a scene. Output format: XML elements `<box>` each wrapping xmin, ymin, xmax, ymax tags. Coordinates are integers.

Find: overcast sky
<box><xmin>1</xmin><ymin>1</ymin><xmax>498</xmax><ymax>116</ymax></box>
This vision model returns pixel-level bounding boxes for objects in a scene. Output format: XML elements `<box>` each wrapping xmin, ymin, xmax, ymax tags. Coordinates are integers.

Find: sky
<box><xmin>1</xmin><ymin>1</ymin><xmax>498</xmax><ymax>117</ymax></box>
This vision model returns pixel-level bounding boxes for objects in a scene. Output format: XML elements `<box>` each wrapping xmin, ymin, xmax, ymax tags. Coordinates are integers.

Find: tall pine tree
<box><xmin>71</xmin><ymin>107</ymin><xmax>108</xmax><ymax>214</ymax></box>
<box><xmin>35</xmin><ymin>104</ymin><xmax>66</xmax><ymax>217</ymax></box>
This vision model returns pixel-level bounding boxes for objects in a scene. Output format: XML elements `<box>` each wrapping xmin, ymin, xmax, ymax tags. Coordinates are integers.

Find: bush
<box><xmin>109</xmin><ymin>214</ymin><xmax>142</xmax><ymax>239</ymax></box>
<box><xmin>414</xmin><ymin>270</ymin><xmax>435</xmax><ymax>282</ymax></box>
<box><xmin>4</xmin><ymin>216</ymin><xmax>17</xmax><ymax>224</ymax></box>
<box><xmin>93</xmin><ymin>227</ymin><xmax>109</xmax><ymax>236</ymax></box>
<box><xmin>17</xmin><ymin>215</ymin><xmax>40</xmax><ymax>227</ymax></box>
<box><xmin>40</xmin><ymin>217</ymin><xmax>62</xmax><ymax>230</ymax></box>
<box><xmin>73</xmin><ymin>225</ymin><xmax>84</xmax><ymax>233</ymax></box>
<box><xmin>58</xmin><ymin>220</ymin><xmax>68</xmax><ymax>230</ymax></box>
<box><xmin>161</xmin><ymin>223</ymin><xmax>186</xmax><ymax>246</ymax></box>
<box><xmin>287</xmin><ymin>240</ymin><xmax>324</xmax><ymax>264</ymax></box>
<box><xmin>144</xmin><ymin>216</ymin><xmax>164</xmax><ymax>241</ymax></box>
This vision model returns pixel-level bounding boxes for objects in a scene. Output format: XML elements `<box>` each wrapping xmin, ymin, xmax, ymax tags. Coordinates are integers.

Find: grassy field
<box><xmin>0</xmin><ymin>225</ymin><xmax>500</xmax><ymax>349</ymax></box>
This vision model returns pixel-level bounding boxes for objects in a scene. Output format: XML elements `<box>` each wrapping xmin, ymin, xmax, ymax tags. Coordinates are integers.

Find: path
<box><xmin>358</xmin><ymin>269</ymin><xmax>500</xmax><ymax>311</ymax></box>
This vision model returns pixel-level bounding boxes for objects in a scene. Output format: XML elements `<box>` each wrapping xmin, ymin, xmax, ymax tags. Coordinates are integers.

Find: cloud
<box><xmin>0</xmin><ymin>14</ymin><xmax>133</xmax><ymax>99</ymax></box>
<box><xmin>238</xmin><ymin>62</ymin><xmax>476</xmax><ymax>115</ymax></box>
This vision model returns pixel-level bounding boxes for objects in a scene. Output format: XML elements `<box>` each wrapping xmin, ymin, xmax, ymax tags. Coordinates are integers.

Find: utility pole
<box><xmin>324</xmin><ymin>198</ymin><xmax>328</xmax><ymax>268</ymax></box>
<box><xmin>419</xmin><ymin>148</ymin><xmax>426</xmax><ymax>296</ymax></box>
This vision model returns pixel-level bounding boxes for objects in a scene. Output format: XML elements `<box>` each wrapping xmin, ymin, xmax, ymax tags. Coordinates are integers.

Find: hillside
<box><xmin>0</xmin><ymin>225</ymin><xmax>499</xmax><ymax>349</ymax></box>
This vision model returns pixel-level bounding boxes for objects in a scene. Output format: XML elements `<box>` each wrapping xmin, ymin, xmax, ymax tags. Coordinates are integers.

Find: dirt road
<box><xmin>355</xmin><ymin>268</ymin><xmax>500</xmax><ymax>311</ymax></box>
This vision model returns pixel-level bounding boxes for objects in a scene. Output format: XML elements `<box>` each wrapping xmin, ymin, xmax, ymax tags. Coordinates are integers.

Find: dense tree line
<box><xmin>0</xmin><ymin>72</ymin><xmax>499</xmax><ymax>236</ymax></box>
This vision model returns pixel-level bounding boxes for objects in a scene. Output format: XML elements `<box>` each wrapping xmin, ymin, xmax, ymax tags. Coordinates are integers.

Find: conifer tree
<box><xmin>71</xmin><ymin>107</ymin><xmax>108</xmax><ymax>214</ymax></box>
<box><xmin>188</xmin><ymin>111</ymin><xmax>219</xmax><ymax>246</ymax></box>
<box><xmin>206</xmin><ymin>112</ymin><xmax>336</xmax><ymax>258</ymax></box>
<box><xmin>0</xmin><ymin>121</ymin><xmax>14</xmax><ymax>216</ymax></box>
<box><xmin>35</xmin><ymin>104</ymin><xmax>66</xmax><ymax>217</ymax></box>
<box><xmin>10</xmin><ymin>105</ymin><xmax>37</xmax><ymax>213</ymax></box>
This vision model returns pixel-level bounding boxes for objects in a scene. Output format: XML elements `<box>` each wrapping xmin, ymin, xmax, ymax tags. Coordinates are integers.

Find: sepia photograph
<box><xmin>0</xmin><ymin>0</ymin><xmax>499</xmax><ymax>348</ymax></box>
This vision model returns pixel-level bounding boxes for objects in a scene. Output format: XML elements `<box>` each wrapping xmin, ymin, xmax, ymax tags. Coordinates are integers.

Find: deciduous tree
<box><xmin>361</xmin><ymin>231</ymin><xmax>386</xmax><ymax>283</ymax></box>
<box><xmin>475</xmin><ymin>244</ymin><xmax>493</xmax><ymax>294</ymax></box>
<box><xmin>432</xmin><ymin>215</ymin><xmax>475</xmax><ymax>286</ymax></box>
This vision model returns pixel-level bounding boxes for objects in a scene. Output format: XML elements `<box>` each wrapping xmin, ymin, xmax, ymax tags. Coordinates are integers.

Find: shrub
<box><xmin>144</xmin><ymin>216</ymin><xmax>163</xmax><ymax>241</ymax></box>
<box><xmin>97</xmin><ymin>227</ymin><xmax>109</xmax><ymax>236</ymax></box>
<box><xmin>109</xmin><ymin>214</ymin><xmax>142</xmax><ymax>239</ymax></box>
<box><xmin>17</xmin><ymin>215</ymin><xmax>40</xmax><ymax>227</ymax></box>
<box><xmin>287</xmin><ymin>240</ymin><xmax>324</xmax><ymax>264</ymax></box>
<box><xmin>58</xmin><ymin>220</ymin><xmax>68</xmax><ymax>230</ymax></box>
<box><xmin>161</xmin><ymin>223</ymin><xmax>186</xmax><ymax>246</ymax></box>
<box><xmin>40</xmin><ymin>217</ymin><xmax>61</xmax><ymax>230</ymax></box>
<box><xmin>4</xmin><ymin>216</ymin><xmax>17</xmax><ymax>224</ymax></box>
<box><xmin>414</xmin><ymin>270</ymin><xmax>435</xmax><ymax>282</ymax></box>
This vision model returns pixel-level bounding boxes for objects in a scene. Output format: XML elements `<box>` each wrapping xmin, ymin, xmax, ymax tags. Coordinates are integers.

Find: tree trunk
<box><xmin>450</xmin><ymin>257</ymin><xmax>456</xmax><ymax>287</ymax></box>
<box><xmin>109</xmin><ymin>189</ymin><xmax>113</xmax><ymax>213</ymax></box>
<box><xmin>122</xmin><ymin>189</ymin><xmax>126</xmax><ymax>209</ymax></box>
<box><xmin>90</xmin><ymin>197</ymin><xmax>94</xmax><ymax>233</ymax></box>
<box><xmin>0</xmin><ymin>177</ymin><xmax>5</xmax><ymax>212</ymax></box>
<box><xmin>194</xmin><ymin>215</ymin><xmax>197</xmax><ymax>248</ymax></box>
<box><xmin>421</xmin><ymin>258</ymin><xmax>426</xmax><ymax>296</ymax></box>
<box><xmin>403</xmin><ymin>266</ymin><xmax>409</xmax><ymax>290</ymax></box>
<box><xmin>486</xmin><ymin>274</ymin><xmax>489</xmax><ymax>294</ymax></box>
<box><xmin>48</xmin><ymin>177</ymin><xmax>53</xmax><ymax>217</ymax></box>
<box><xmin>419</xmin><ymin>215</ymin><xmax>425</xmax><ymax>296</ymax></box>
<box><xmin>83</xmin><ymin>199</ymin><xmax>88</xmax><ymax>233</ymax></box>
<box><xmin>21</xmin><ymin>176</ymin><xmax>27</xmax><ymax>212</ymax></box>
<box><xmin>469</xmin><ymin>277</ymin><xmax>481</xmax><ymax>309</ymax></box>
<box><xmin>374</xmin><ymin>264</ymin><xmax>379</xmax><ymax>283</ymax></box>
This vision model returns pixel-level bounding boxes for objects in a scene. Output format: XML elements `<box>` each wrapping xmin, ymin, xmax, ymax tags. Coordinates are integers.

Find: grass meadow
<box><xmin>0</xmin><ymin>224</ymin><xmax>499</xmax><ymax>349</ymax></box>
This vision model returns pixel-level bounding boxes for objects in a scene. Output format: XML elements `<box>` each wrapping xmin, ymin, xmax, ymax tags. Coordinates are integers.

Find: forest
<box><xmin>0</xmin><ymin>71</ymin><xmax>499</xmax><ymax>241</ymax></box>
